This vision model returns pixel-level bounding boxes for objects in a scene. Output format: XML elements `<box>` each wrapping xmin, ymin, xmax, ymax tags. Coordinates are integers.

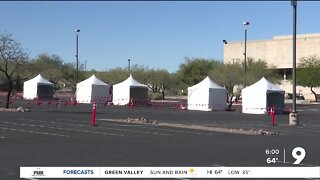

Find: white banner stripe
<box><xmin>20</xmin><ymin>167</ymin><xmax>320</xmax><ymax>178</ymax></box>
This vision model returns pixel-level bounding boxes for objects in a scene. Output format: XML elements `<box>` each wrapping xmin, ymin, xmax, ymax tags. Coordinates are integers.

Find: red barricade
<box><xmin>92</xmin><ymin>100</ymin><xmax>97</xmax><ymax>126</ymax></box>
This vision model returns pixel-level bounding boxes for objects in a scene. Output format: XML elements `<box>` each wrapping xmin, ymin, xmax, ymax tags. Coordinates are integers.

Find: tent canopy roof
<box><xmin>77</xmin><ymin>75</ymin><xmax>109</xmax><ymax>86</ymax></box>
<box><xmin>243</xmin><ymin>77</ymin><xmax>284</xmax><ymax>93</ymax></box>
<box><xmin>115</xmin><ymin>74</ymin><xmax>148</xmax><ymax>87</ymax></box>
<box><xmin>25</xmin><ymin>74</ymin><xmax>53</xmax><ymax>86</ymax></box>
<box><xmin>188</xmin><ymin>76</ymin><xmax>224</xmax><ymax>90</ymax></box>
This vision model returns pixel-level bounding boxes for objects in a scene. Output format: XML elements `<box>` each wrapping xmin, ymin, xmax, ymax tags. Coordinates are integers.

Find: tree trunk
<box><xmin>228</xmin><ymin>85</ymin><xmax>234</xmax><ymax>95</ymax></box>
<box><xmin>311</xmin><ymin>86</ymin><xmax>318</xmax><ymax>102</ymax></box>
<box><xmin>228</xmin><ymin>93</ymin><xmax>233</xmax><ymax>110</ymax></box>
<box><xmin>161</xmin><ymin>84</ymin><xmax>165</xmax><ymax>100</ymax></box>
<box><xmin>5</xmin><ymin>81</ymin><xmax>13</xmax><ymax>109</ymax></box>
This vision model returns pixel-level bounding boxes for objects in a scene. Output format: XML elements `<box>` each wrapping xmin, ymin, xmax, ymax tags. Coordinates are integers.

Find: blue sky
<box><xmin>0</xmin><ymin>1</ymin><xmax>319</xmax><ymax>73</ymax></box>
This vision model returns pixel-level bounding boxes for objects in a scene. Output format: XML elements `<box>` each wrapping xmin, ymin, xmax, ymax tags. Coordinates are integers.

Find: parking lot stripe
<box><xmin>57</xmin><ymin>118</ymin><xmax>172</xmax><ymax>136</ymax></box>
<box><xmin>16</xmin><ymin>118</ymin><xmax>171</xmax><ymax>136</ymax></box>
<box><xmin>136</xmin><ymin>125</ymin><xmax>216</xmax><ymax>136</ymax></box>
<box><xmin>1</xmin><ymin>121</ymin><xmax>125</xmax><ymax>137</ymax></box>
<box><xmin>0</xmin><ymin>127</ymin><xmax>69</xmax><ymax>137</ymax></box>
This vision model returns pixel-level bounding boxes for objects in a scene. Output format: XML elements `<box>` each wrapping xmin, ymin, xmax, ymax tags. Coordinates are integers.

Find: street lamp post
<box><xmin>289</xmin><ymin>0</ymin><xmax>299</xmax><ymax>126</ymax></box>
<box><xmin>128</xmin><ymin>58</ymin><xmax>131</xmax><ymax>75</ymax></box>
<box><xmin>243</xmin><ymin>21</ymin><xmax>249</xmax><ymax>87</ymax></box>
<box><xmin>75</xmin><ymin>29</ymin><xmax>80</xmax><ymax>83</ymax></box>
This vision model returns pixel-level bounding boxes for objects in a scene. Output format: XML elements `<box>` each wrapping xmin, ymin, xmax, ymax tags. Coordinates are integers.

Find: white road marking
<box><xmin>98</xmin><ymin>125</ymin><xmax>171</xmax><ymax>136</ymax></box>
<box><xmin>16</xmin><ymin>118</ymin><xmax>171</xmax><ymax>136</ymax></box>
<box><xmin>1</xmin><ymin>121</ymin><xmax>125</xmax><ymax>137</ymax></box>
<box><xmin>58</xmin><ymin>118</ymin><xmax>172</xmax><ymax>136</ymax></box>
<box><xmin>137</xmin><ymin>125</ymin><xmax>216</xmax><ymax>136</ymax></box>
<box><xmin>0</xmin><ymin>127</ymin><xmax>69</xmax><ymax>137</ymax></box>
<box><xmin>299</xmin><ymin>108</ymin><xmax>320</xmax><ymax>112</ymax></box>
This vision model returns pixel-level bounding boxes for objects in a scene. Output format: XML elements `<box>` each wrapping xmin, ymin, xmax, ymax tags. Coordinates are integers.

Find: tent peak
<box><xmin>88</xmin><ymin>74</ymin><xmax>99</xmax><ymax>80</ymax></box>
<box><xmin>188</xmin><ymin>76</ymin><xmax>224</xmax><ymax>90</ymax></box>
<box><xmin>25</xmin><ymin>74</ymin><xmax>53</xmax><ymax>85</ymax></box>
<box><xmin>77</xmin><ymin>74</ymin><xmax>109</xmax><ymax>86</ymax></box>
<box><xmin>244</xmin><ymin>77</ymin><xmax>284</xmax><ymax>93</ymax></box>
<box><xmin>35</xmin><ymin>74</ymin><xmax>45</xmax><ymax>79</ymax></box>
<box><xmin>115</xmin><ymin>74</ymin><xmax>147</xmax><ymax>87</ymax></box>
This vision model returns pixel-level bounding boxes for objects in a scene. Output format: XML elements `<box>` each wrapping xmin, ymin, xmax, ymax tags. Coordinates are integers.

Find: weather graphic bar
<box><xmin>20</xmin><ymin>167</ymin><xmax>320</xmax><ymax>178</ymax></box>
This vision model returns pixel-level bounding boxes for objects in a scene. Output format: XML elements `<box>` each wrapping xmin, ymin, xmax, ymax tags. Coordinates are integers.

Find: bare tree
<box><xmin>0</xmin><ymin>33</ymin><xmax>29</xmax><ymax>108</ymax></box>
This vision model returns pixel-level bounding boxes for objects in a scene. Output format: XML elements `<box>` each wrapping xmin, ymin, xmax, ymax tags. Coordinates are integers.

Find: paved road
<box><xmin>0</xmin><ymin>102</ymin><xmax>320</xmax><ymax>180</ymax></box>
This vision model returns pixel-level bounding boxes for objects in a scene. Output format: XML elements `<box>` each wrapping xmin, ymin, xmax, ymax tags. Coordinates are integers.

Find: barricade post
<box><xmin>92</xmin><ymin>100</ymin><xmax>97</xmax><ymax>126</ymax></box>
<box><xmin>56</xmin><ymin>100</ymin><xmax>61</xmax><ymax>110</ymax></box>
<box><xmin>129</xmin><ymin>98</ymin><xmax>134</xmax><ymax>111</ymax></box>
<box><xmin>269</xmin><ymin>105</ymin><xmax>275</xmax><ymax>126</ymax></box>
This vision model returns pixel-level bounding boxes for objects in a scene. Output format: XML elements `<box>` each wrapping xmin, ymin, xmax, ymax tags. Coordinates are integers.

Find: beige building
<box><xmin>223</xmin><ymin>33</ymin><xmax>320</xmax><ymax>100</ymax></box>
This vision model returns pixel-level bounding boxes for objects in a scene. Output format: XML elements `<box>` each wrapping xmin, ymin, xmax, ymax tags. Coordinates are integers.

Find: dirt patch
<box><xmin>98</xmin><ymin>118</ymin><xmax>279</xmax><ymax>136</ymax></box>
<box><xmin>0</xmin><ymin>107</ymin><xmax>31</xmax><ymax>112</ymax></box>
<box><xmin>126</xmin><ymin>117</ymin><xmax>158</xmax><ymax>124</ymax></box>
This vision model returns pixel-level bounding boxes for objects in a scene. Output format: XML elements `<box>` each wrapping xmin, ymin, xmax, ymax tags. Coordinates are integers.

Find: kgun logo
<box><xmin>32</xmin><ymin>168</ymin><xmax>45</xmax><ymax>177</ymax></box>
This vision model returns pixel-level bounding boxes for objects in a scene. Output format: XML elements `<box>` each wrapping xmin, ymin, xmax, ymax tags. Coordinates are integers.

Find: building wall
<box><xmin>279</xmin><ymin>80</ymin><xmax>320</xmax><ymax>101</ymax></box>
<box><xmin>224</xmin><ymin>33</ymin><xmax>320</xmax><ymax>68</ymax></box>
<box><xmin>224</xmin><ymin>33</ymin><xmax>320</xmax><ymax>100</ymax></box>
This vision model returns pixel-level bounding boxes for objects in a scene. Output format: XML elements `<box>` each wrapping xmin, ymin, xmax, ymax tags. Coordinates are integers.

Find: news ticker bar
<box><xmin>21</xmin><ymin>166</ymin><xmax>320</xmax><ymax>178</ymax></box>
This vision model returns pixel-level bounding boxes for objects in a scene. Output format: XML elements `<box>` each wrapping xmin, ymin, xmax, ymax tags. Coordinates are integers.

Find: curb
<box><xmin>98</xmin><ymin>118</ymin><xmax>279</xmax><ymax>136</ymax></box>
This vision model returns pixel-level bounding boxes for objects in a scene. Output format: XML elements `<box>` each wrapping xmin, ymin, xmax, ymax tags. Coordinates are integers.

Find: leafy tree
<box><xmin>31</xmin><ymin>54</ymin><xmax>64</xmax><ymax>84</ymax></box>
<box><xmin>100</xmin><ymin>65</ymin><xmax>174</xmax><ymax>100</ymax></box>
<box><xmin>297</xmin><ymin>55</ymin><xmax>320</xmax><ymax>101</ymax></box>
<box><xmin>130</xmin><ymin>64</ymin><xmax>152</xmax><ymax>85</ymax></box>
<box><xmin>60</xmin><ymin>63</ymin><xmax>78</xmax><ymax>90</ymax></box>
<box><xmin>245</xmin><ymin>57</ymin><xmax>280</xmax><ymax>85</ymax></box>
<box><xmin>0</xmin><ymin>33</ymin><xmax>29</xmax><ymax>108</ymax></box>
<box><xmin>145</xmin><ymin>69</ymin><xmax>171</xmax><ymax>100</ymax></box>
<box><xmin>210</xmin><ymin>58</ymin><xmax>281</xmax><ymax>108</ymax></box>
<box><xmin>167</xmin><ymin>72</ymin><xmax>186</xmax><ymax>95</ymax></box>
<box><xmin>210</xmin><ymin>59</ymin><xmax>242</xmax><ymax>95</ymax></box>
<box><xmin>30</xmin><ymin>54</ymin><xmax>86</xmax><ymax>91</ymax></box>
<box><xmin>214</xmin><ymin>58</ymin><xmax>280</xmax><ymax>91</ymax></box>
<box><xmin>177</xmin><ymin>57</ymin><xmax>222</xmax><ymax>91</ymax></box>
<box><xmin>101</xmin><ymin>67</ymin><xmax>129</xmax><ymax>85</ymax></box>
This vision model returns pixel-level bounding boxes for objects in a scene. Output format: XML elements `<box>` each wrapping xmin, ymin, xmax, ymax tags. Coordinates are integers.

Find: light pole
<box><xmin>243</xmin><ymin>21</ymin><xmax>249</xmax><ymax>87</ymax></box>
<box><xmin>289</xmin><ymin>0</ymin><xmax>299</xmax><ymax>126</ymax></box>
<box><xmin>75</xmin><ymin>29</ymin><xmax>80</xmax><ymax>83</ymax></box>
<box><xmin>85</xmin><ymin>60</ymin><xmax>87</xmax><ymax>72</ymax></box>
<box><xmin>128</xmin><ymin>58</ymin><xmax>131</xmax><ymax>75</ymax></box>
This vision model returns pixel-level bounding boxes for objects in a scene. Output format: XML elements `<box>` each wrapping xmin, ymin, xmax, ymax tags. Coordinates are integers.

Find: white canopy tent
<box><xmin>242</xmin><ymin>77</ymin><xmax>285</xmax><ymax>114</ymax></box>
<box><xmin>23</xmin><ymin>74</ymin><xmax>54</xmax><ymax>100</ymax></box>
<box><xmin>113</xmin><ymin>75</ymin><xmax>148</xmax><ymax>105</ymax></box>
<box><xmin>76</xmin><ymin>75</ymin><xmax>110</xmax><ymax>103</ymax></box>
<box><xmin>188</xmin><ymin>76</ymin><xmax>227</xmax><ymax>111</ymax></box>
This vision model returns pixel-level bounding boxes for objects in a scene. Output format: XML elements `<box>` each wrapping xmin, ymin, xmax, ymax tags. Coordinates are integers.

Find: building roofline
<box><xmin>226</xmin><ymin>32</ymin><xmax>320</xmax><ymax>44</ymax></box>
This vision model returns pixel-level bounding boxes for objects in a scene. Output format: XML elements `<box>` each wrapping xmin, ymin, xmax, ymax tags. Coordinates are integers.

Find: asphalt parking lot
<box><xmin>0</xmin><ymin>100</ymin><xmax>320</xmax><ymax>180</ymax></box>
